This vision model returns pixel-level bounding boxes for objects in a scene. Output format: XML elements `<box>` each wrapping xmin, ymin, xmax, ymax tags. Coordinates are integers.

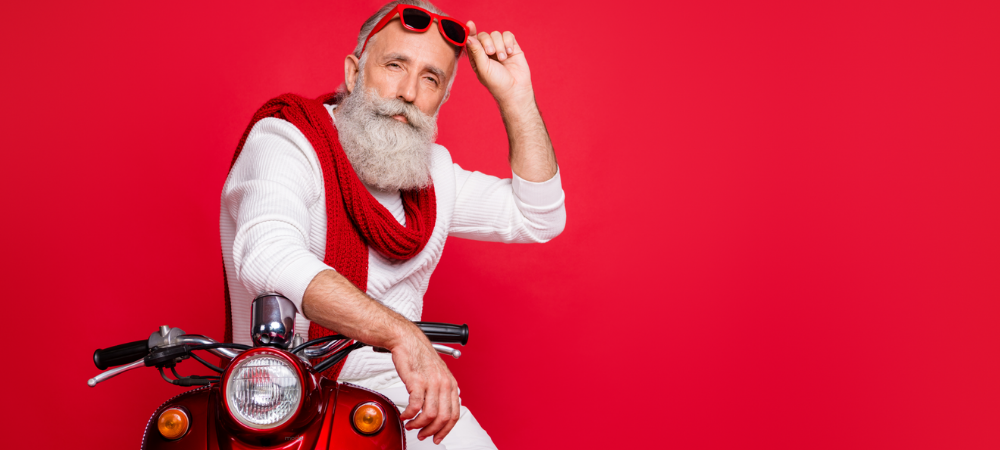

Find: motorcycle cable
<box><xmin>186</xmin><ymin>350</ymin><xmax>224</xmax><ymax>373</ymax></box>
<box><xmin>186</xmin><ymin>342</ymin><xmax>253</xmax><ymax>351</ymax></box>
<box><xmin>289</xmin><ymin>334</ymin><xmax>346</xmax><ymax>354</ymax></box>
<box><xmin>171</xmin><ymin>366</ymin><xmax>220</xmax><ymax>382</ymax></box>
<box><xmin>312</xmin><ymin>341</ymin><xmax>365</xmax><ymax>373</ymax></box>
<box><xmin>158</xmin><ymin>367</ymin><xmax>216</xmax><ymax>387</ymax></box>
<box><xmin>182</xmin><ymin>342</ymin><xmax>252</xmax><ymax>373</ymax></box>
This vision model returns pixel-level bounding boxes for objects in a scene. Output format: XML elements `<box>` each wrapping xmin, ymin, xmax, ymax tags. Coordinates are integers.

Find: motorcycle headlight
<box><xmin>224</xmin><ymin>351</ymin><xmax>303</xmax><ymax>430</ymax></box>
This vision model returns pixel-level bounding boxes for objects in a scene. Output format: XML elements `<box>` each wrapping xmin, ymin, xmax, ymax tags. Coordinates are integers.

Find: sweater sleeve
<box><xmin>222</xmin><ymin>117</ymin><xmax>333</xmax><ymax>312</ymax></box>
<box><xmin>448</xmin><ymin>165</ymin><xmax>566</xmax><ymax>243</ymax></box>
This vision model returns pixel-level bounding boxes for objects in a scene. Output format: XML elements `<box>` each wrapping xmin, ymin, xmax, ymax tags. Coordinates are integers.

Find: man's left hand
<box><xmin>465</xmin><ymin>21</ymin><xmax>533</xmax><ymax>107</ymax></box>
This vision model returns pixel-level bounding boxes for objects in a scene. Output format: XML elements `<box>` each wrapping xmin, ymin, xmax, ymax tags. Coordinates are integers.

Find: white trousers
<box><xmin>374</xmin><ymin>382</ymin><xmax>498</xmax><ymax>450</ymax></box>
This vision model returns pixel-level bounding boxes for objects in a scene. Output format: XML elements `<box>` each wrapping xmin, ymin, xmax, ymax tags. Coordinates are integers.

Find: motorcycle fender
<box><xmin>315</xmin><ymin>382</ymin><xmax>404</xmax><ymax>450</ymax></box>
<box><xmin>141</xmin><ymin>386</ymin><xmax>216</xmax><ymax>450</ymax></box>
<box><xmin>141</xmin><ymin>380</ymin><xmax>403</xmax><ymax>449</ymax></box>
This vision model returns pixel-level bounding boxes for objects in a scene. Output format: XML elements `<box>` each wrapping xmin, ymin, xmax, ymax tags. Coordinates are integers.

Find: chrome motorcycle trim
<box><xmin>251</xmin><ymin>293</ymin><xmax>298</xmax><ymax>349</ymax></box>
<box><xmin>148</xmin><ymin>325</ymin><xmax>186</xmax><ymax>349</ymax></box>
<box><xmin>175</xmin><ymin>334</ymin><xmax>243</xmax><ymax>359</ymax></box>
<box><xmin>87</xmin><ymin>357</ymin><xmax>146</xmax><ymax>387</ymax></box>
<box><xmin>223</xmin><ymin>348</ymin><xmax>307</xmax><ymax>432</ymax></box>
<box><xmin>433</xmin><ymin>343</ymin><xmax>462</xmax><ymax>359</ymax></box>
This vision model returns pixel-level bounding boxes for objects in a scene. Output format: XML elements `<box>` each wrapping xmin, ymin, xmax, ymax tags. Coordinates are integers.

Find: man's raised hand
<box><xmin>465</xmin><ymin>20</ymin><xmax>534</xmax><ymax>107</ymax></box>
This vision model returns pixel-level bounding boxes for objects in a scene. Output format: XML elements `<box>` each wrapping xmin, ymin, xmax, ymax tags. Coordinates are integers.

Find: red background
<box><xmin>2</xmin><ymin>0</ymin><xmax>998</xmax><ymax>448</ymax></box>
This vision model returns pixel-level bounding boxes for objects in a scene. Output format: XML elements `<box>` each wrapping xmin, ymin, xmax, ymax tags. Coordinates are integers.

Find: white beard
<box><xmin>334</xmin><ymin>80</ymin><xmax>438</xmax><ymax>192</ymax></box>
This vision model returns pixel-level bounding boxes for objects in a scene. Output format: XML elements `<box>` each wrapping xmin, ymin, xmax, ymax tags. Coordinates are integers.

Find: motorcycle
<box><xmin>88</xmin><ymin>294</ymin><xmax>469</xmax><ymax>449</ymax></box>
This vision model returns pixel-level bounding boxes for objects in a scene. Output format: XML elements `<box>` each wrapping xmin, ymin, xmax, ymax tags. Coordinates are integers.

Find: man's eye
<box><xmin>387</xmin><ymin>63</ymin><xmax>401</xmax><ymax>68</ymax></box>
<box><xmin>425</xmin><ymin>77</ymin><xmax>439</xmax><ymax>86</ymax></box>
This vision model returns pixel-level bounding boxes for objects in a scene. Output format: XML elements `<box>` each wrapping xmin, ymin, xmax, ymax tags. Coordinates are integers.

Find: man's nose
<box><xmin>395</xmin><ymin>72</ymin><xmax>419</xmax><ymax>104</ymax></box>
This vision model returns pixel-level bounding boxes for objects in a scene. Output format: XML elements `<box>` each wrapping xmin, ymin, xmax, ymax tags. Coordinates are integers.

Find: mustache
<box><xmin>364</xmin><ymin>90</ymin><xmax>435</xmax><ymax>130</ymax></box>
<box><xmin>335</xmin><ymin>85</ymin><xmax>437</xmax><ymax>191</ymax></box>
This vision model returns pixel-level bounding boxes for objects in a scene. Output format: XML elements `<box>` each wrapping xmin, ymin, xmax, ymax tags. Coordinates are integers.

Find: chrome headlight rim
<box><xmin>222</xmin><ymin>348</ymin><xmax>305</xmax><ymax>432</ymax></box>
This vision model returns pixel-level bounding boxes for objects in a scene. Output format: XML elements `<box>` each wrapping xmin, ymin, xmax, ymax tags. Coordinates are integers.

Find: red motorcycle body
<box><xmin>140</xmin><ymin>378</ymin><xmax>403</xmax><ymax>450</ymax></box>
<box><xmin>89</xmin><ymin>299</ymin><xmax>467</xmax><ymax>449</ymax></box>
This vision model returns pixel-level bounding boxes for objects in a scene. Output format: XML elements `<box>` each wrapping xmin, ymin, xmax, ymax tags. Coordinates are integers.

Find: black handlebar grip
<box><xmin>415</xmin><ymin>322</ymin><xmax>469</xmax><ymax>346</ymax></box>
<box><xmin>93</xmin><ymin>340</ymin><xmax>150</xmax><ymax>370</ymax></box>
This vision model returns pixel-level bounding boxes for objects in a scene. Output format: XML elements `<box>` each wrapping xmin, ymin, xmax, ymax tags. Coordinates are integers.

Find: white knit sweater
<box><xmin>220</xmin><ymin>104</ymin><xmax>566</xmax><ymax>389</ymax></box>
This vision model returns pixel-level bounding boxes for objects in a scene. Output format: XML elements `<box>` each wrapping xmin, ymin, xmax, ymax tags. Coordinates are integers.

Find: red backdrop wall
<box><xmin>2</xmin><ymin>0</ymin><xmax>998</xmax><ymax>448</ymax></box>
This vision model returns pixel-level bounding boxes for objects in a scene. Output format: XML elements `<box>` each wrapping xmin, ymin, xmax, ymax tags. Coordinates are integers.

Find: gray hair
<box><xmin>352</xmin><ymin>0</ymin><xmax>458</xmax><ymax>59</ymax></box>
<box><xmin>344</xmin><ymin>0</ymin><xmax>461</xmax><ymax>105</ymax></box>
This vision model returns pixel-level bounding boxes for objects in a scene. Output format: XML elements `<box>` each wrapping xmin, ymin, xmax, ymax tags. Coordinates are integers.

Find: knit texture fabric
<box><xmin>223</xmin><ymin>93</ymin><xmax>437</xmax><ymax>378</ymax></box>
<box><xmin>221</xmin><ymin>101</ymin><xmax>567</xmax><ymax>389</ymax></box>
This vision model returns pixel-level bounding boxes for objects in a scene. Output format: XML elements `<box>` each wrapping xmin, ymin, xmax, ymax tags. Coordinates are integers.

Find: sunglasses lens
<box><xmin>440</xmin><ymin>19</ymin><xmax>467</xmax><ymax>44</ymax></box>
<box><xmin>401</xmin><ymin>8</ymin><xmax>432</xmax><ymax>30</ymax></box>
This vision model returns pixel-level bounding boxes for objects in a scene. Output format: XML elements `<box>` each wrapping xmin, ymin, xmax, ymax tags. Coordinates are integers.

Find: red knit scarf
<box><xmin>223</xmin><ymin>92</ymin><xmax>437</xmax><ymax>378</ymax></box>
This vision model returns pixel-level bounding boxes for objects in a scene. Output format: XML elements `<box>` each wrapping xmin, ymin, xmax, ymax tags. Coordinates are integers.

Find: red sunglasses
<box><xmin>360</xmin><ymin>5</ymin><xmax>469</xmax><ymax>55</ymax></box>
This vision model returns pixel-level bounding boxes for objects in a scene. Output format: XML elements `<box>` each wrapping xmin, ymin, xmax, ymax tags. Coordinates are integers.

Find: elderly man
<box><xmin>219</xmin><ymin>0</ymin><xmax>565</xmax><ymax>447</ymax></box>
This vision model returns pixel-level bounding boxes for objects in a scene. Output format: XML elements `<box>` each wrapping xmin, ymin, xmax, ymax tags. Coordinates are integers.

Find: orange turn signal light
<box><xmin>352</xmin><ymin>402</ymin><xmax>385</xmax><ymax>435</ymax></box>
<box><xmin>157</xmin><ymin>407</ymin><xmax>190</xmax><ymax>440</ymax></box>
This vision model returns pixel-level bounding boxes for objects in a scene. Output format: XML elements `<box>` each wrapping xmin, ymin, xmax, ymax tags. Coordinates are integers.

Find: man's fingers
<box><xmin>420</xmin><ymin>388</ymin><xmax>454</xmax><ymax>443</ymax></box>
<box><xmin>405</xmin><ymin>408</ymin><xmax>433</xmax><ymax>432</ymax></box>
<box><xmin>466</xmin><ymin>20</ymin><xmax>477</xmax><ymax>37</ymax></box>
<box><xmin>406</xmin><ymin>385</ymin><xmax>439</xmax><ymax>433</ymax></box>
<box><xmin>400</xmin><ymin>389</ymin><xmax>424</xmax><ymax>421</ymax></box>
<box><xmin>478</xmin><ymin>31</ymin><xmax>496</xmax><ymax>56</ymax></box>
<box><xmin>433</xmin><ymin>390</ymin><xmax>461</xmax><ymax>445</ymax></box>
<box><xmin>490</xmin><ymin>31</ymin><xmax>506</xmax><ymax>60</ymax></box>
<box><xmin>391</xmin><ymin>333</ymin><xmax>461</xmax><ymax>443</ymax></box>
<box><xmin>502</xmin><ymin>31</ymin><xmax>516</xmax><ymax>56</ymax></box>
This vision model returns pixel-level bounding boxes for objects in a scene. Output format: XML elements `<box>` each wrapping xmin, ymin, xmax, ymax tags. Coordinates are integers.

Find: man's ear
<box><xmin>344</xmin><ymin>54</ymin><xmax>361</xmax><ymax>93</ymax></box>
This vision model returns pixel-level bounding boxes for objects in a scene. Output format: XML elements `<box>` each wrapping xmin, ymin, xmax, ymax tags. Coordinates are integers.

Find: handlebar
<box><xmin>89</xmin><ymin>321</ymin><xmax>469</xmax><ymax>387</ymax></box>
<box><xmin>93</xmin><ymin>340</ymin><xmax>149</xmax><ymax>370</ymax></box>
<box><xmin>415</xmin><ymin>322</ymin><xmax>469</xmax><ymax>345</ymax></box>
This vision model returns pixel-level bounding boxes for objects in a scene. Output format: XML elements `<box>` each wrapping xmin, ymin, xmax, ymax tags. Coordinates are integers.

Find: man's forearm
<box><xmin>301</xmin><ymin>269</ymin><xmax>422</xmax><ymax>350</ymax></box>
<box><xmin>499</xmin><ymin>92</ymin><xmax>558</xmax><ymax>182</ymax></box>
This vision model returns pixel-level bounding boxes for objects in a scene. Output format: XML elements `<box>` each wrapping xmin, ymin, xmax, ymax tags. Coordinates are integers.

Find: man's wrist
<box><xmin>497</xmin><ymin>88</ymin><xmax>536</xmax><ymax>118</ymax></box>
<box><xmin>384</xmin><ymin>320</ymin><xmax>423</xmax><ymax>352</ymax></box>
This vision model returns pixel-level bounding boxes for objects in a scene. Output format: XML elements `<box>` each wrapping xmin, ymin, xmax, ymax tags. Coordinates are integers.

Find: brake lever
<box><xmin>370</xmin><ymin>344</ymin><xmax>461</xmax><ymax>359</ymax></box>
<box><xmin>87</xmin><ymin>358</ymin><xmax>146</xmax><ymax>387</ymax></box>
<box><xmin>432</xmin><ymin>344</ymin><xmax>461</xmax><ymax>359</ymax></box>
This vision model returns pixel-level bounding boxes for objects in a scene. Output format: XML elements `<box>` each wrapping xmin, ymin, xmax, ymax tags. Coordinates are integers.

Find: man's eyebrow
<box><xmin>383</xmin><ymin>52</ymin><xmax>446</xmax><ymax>80</ymax></box>
<box><xmin>424</xmin><ymin>65</ymin><xmax>446</xmax><ymax>80</ymax></box>
<box><xmin>383</xmin><ymin>52</ymin><xmax>411</xmax><ymax>63</ymax></box>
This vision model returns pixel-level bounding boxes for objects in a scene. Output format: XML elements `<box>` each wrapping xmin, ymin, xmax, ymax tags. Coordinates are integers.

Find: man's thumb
<box><xmin>466</xmin><ymin>35</ymin><xmax>488</xmax><ymax>70</ymax></box>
